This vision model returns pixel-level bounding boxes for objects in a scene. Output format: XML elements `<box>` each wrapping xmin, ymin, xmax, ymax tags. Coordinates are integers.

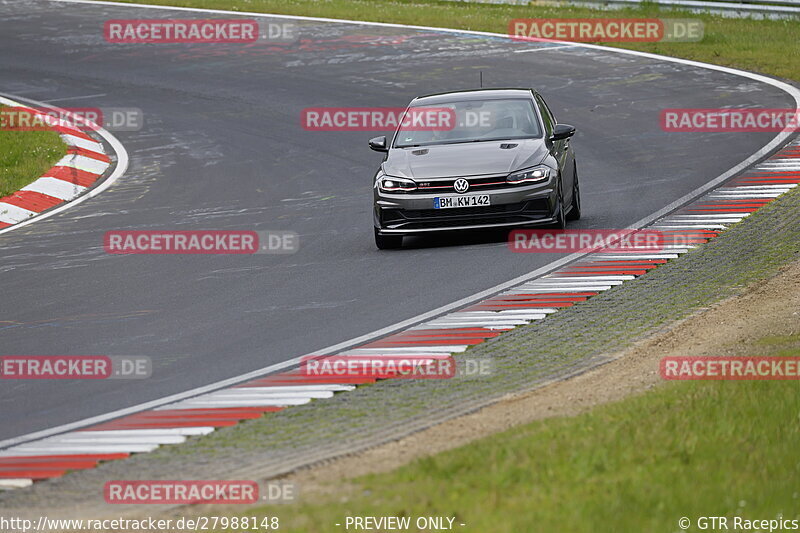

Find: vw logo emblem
<box><xmin>453</xmin><ymin>178</ymin><xmax>470</xmax><ymax>194</ymax></box>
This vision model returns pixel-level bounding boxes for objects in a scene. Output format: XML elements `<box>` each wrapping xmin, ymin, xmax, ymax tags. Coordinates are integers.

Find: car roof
<box><xmin>411</xmin><ymin>88</ymin><xmax>538</xmax><ymax>106</ymax></box>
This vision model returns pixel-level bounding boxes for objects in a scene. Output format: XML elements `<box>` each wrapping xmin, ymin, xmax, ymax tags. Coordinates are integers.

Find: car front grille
<box><xmin>410</xmin><ymin>175</ymin><xmax>521</xmax><ymax>194</ymax></box>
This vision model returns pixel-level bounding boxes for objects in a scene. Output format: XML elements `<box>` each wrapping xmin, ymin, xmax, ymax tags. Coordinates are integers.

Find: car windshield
<box><xmin>393</xmin><ymin>98</ymin><xmax>542</xmax><ymax>148</ymax></box>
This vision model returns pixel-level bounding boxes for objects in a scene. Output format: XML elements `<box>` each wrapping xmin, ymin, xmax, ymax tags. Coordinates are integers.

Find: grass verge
<box><xmin>241</xmin><ymin>332</ymin><xmax>800</xmax><ymax>532</ymax></box>
<box><xmin>0</xmin><ymin>105</ymin><xmax>68</xmax><ymax>198</ymax></box>
<box><xmin>107</xmin><ymin>0</ymin><xmax>799</xmax><ymax>80</ymax></box>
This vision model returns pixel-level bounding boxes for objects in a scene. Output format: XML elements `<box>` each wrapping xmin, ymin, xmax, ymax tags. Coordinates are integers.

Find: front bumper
<box><xmin>373</xmin><ymin>180</ymin><xmax>558</xmax><ymax>235</ymax></box>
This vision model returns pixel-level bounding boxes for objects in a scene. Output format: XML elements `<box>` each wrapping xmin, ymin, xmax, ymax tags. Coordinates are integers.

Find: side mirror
<box><xmin>550</xmin><ymin>124</ymin><xmax>576</xmax><ymax>141</ymax></box>
<box><xmin>368</xmin><ymin>136</ymin><xmax>388</xmax><ymax>152</ymax></box>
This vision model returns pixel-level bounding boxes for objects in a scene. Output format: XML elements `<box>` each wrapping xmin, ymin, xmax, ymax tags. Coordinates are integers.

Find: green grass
<box><xmin>107</xmin><ymin>0</ymin><xmax>799</xmax><ymax>80</ymax></box>
<box><xmin>239</xmin><ymin>333</ymin><xmax>800</xmax><ymax>533</ymax></box>
<box><xmin>0</xmin><ymin>105</ymin><xmax>68</xmax><ymax>198</ymax></box>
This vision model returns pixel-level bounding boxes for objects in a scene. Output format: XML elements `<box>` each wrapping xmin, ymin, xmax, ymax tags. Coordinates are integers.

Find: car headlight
<box><xmin>378</xmin><ymin>175</ymin><xmax>418</xmax><ymax>193</ymax></box>
<box><xmin>506</xmin><ymin>166</ymin><xmax>552</xmax><ymax>185</ymax></box>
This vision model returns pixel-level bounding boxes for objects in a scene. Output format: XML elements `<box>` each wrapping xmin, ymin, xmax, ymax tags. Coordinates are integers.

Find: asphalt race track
<box><xmin>0</xmin><ymin>0</ymin><xmax>793</xmax><ymax>443</ymax></box>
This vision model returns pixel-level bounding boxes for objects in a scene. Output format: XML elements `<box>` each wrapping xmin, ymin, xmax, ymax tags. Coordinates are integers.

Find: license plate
<box><xmin>434</xmin><ymin>195</ymin><xmax>491</xmax><ymax>209</ymax></box>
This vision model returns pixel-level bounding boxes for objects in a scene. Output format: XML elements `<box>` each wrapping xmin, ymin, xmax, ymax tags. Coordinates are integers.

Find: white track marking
<box><xmin>755</xmin><ymin>164</ymin><xmax>800</xmax><ymax>169</ymax></box>
<box><xmin>525</xmin><ymin>280</ymin><xmax>625</xmax><ymax>285</ymax></box>
<box><xmin>666</xmin><ymin>218</ymin><xmax>746</xmax><ymax>223</ymax></box>
<box><xmin>720</xmin><ymin>185</ymin><xmax>796</xmax><ymax>190</ymax></box>
<box><xmin>55</xmin><ymin>154</ymin><xmax>108</xmax><ymax>174</ymax></box>
<box><xmin>232</xmin><ymin>384</ymin><xmax>355</xmax><ymax>392</ymax></box>
<box><xmin>189</xmin><ymin>389</ymin><xmax>333</xmax><ymax>405</ymax></box>
<box><xmin>668</xmin><ymin>213</ymin><xmax>750</xmax><ymax>218</ymax></box>
<box><xmin>408</xmin><ymin>323</ymin><xmax>514</xmax><ymax>331</ymax></box>
<box><xmin>712</xmin><ymin>189</ymin><xmax>789</xmax><ymax>193</ymax></box>
<box><xmin>166</xmin><ymin>398</ymin><xmax>312</xmax><ymax>409</ymax></box>
<box><xmin>0</xmin><ymin>203</ymin><xmax>37</xmax><ymax>224</ymax></box>
<box><xmin>668</xmin><ymin>213</ymin><xmax>745</xmax><ymax>218</ymax></box>
<box><xmin>21</xmin><ymin>177</ymin><xmax>87</xmax><ymax>200</ymax></box>
<box><xmin>61</xmin><ymin>133</ymin><xmax>104</xmax><ymax>152</ymax></box>
<box><xmin>74</xmin><ymin>428</ymin><xmax>214</xmax><ymax>437</ymax></box>
<box><xmin>44</xmin><ymin>435</ymin><xmax>187</xmax><ymax>445</ymax></box>
<box><xmin>756</xmin><ymin>159</ymin><xmax>800</xmax><ymax>165</ymax></box>
<box><xmin>424</xmin><ymin>314</ymin><xmax>532</xmax><ymax>324</ymax></box>
<box><xmin>347</xmin><ymin>346</ymin><xmax>469</xmax><ymax>354</ymax></box>
<box><xmin>426</xmin><ymin>319</ymin><xmax>532</xmax><ymax>326</ymax></box>
<box><xmin>672</xmin><ymin>213</ymin><xmax>752</xmax><ymax>217</ymax></box>
<box><xmin>0</xmin><ymin>449</ymin><xmax>117</xmax><ymax>458</ymax></box>
<box><xmin>474</xmin><ymin>308</ymin><xmax>561</xmax><ymax>314</ymax></box>
<box><xmin>651</xmin><ymin>224</ymin><xmax>728</xmax><ymax>229</ymax></box>
<box><xmin>527</xmin><ymin>281</ymin><xmax>624</xmax><ymax>286</ymax></box>
<box><xmin>714</xmin><ymin>190</ymin><xmax>792</xmax><ymax>195</ymax></box>
<box><xmin>708</xmin><ymin>193</ymin><xmax>784</xmax><ymax>198</ymax></box>
<box><xmin>334</xmin><ymin>350</ymin><xmax>441</xmax><ymax>357</ymax></box>
<box><xmin>457</xmin><ymin>309</ymin><xmax>559</xmax><ymax>314</ymax></box>
<box><xmin>663</xmin><ymin>217</ymin><xmax>743</xmax><ymax>222</ymax></box>
<box><xmin>2</xmin><ymin>0</ymin><xmax>798</xmax><ymax>453</ymax></box>
<box><xmin>503</xmin><ymin>286</ymin><xmax>613</xmax><ymax>293</ymax></box>
<box><xmin>451</xmin><ymin>312</ymin><xmax>550</xmax><ymax>320</ymax></box>
<box><xmin>665</xmin><ymin>217</ymin><xmax>742</xmax><ymax>225</ymax></box>
<box><xmin>0</xmin><ymin>444</ymin><xmax>159</xmax><ymax>456</ymax></box>
<box><xmin>0</xmin><ymin>480</ymin><xmax>33</xmax><ymax>489</ymax></box>
<box><xmin>591</xmin><ymin>254</ymin><xmax>679</xmax><ymax>259</ymax></box>
<box><xmin>542</xmin><ymin>275</ymin><xmax>635</xmax><ymax>281</ymax></box>
<box><xmin>713</xmin><ymin>193</ymin><xmax>791</xmax><ymax>198</ymax></box>
<box><xmin>190</xmin><ymin>390</ymin><xmax>335</xmax><ymax>399</ymax></box>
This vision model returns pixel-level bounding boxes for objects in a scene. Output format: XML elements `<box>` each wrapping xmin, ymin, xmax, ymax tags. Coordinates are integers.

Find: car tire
<box><xmin>374</xmin><ymin>227</ymin><xmax>403</xmax><ymax>249</ymax></box>
<box><xmin>550</xmin><ymin>180</ymin><xmax>567</xmax><ymax>230</ymax></box>
<box><xmin>566</xmin><ymin>162</ymin><xmax>581</xmax><ymax>221</ymax></box>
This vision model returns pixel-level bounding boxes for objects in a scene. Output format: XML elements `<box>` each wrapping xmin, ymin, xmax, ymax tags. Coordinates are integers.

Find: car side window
<box><xmin>534</xmin><ymin>94</ymin><xmax>555</xmax><ymax>136</ymax></box>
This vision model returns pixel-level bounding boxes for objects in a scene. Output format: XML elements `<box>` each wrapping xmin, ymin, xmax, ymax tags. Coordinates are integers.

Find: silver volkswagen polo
<box><xmin>370</xmin><ymin>88</ymin><xmax>579</xmax><ymax>249</ymax></box>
